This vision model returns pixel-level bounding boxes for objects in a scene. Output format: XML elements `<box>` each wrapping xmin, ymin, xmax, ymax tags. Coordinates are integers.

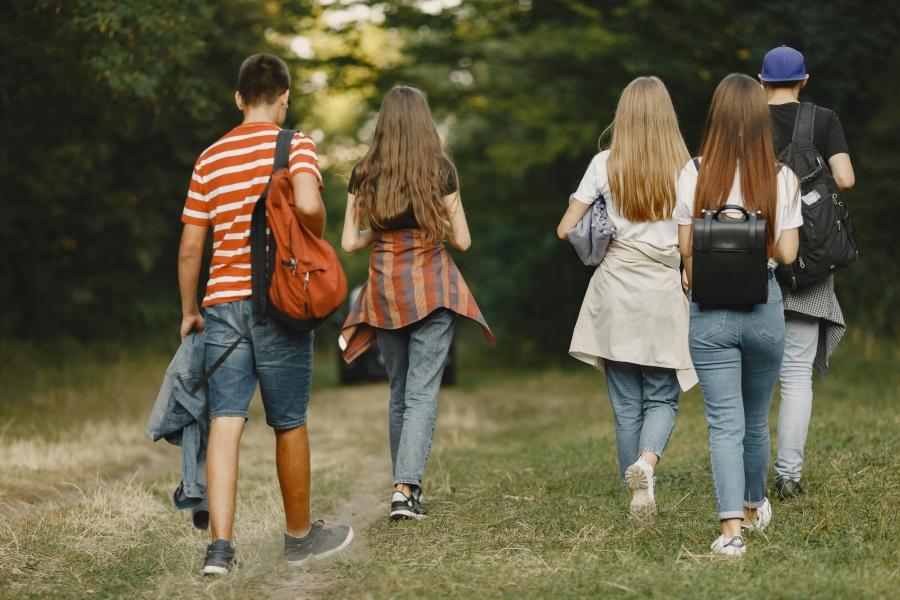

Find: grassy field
<box><xmin>0</xmin><ymin>334</ymin><xmax>897</xmax><ymax>599</ymax></box>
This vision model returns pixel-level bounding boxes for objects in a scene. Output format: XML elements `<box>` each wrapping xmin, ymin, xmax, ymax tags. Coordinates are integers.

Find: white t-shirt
<box><xmin>673</xmin><ymin>159</ymin><xmax>803</xmax><ymax>263</ymax></box>
<box><xmin>571</xmin><ymin>150</ymin><xmax>678</xmax><ymax>249</ymax></box>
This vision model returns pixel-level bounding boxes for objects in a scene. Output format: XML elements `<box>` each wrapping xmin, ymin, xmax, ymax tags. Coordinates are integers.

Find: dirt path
<box><xmin>0</xmin><ymin>377</ymin><xmax>395</xmax><ymax>599</ymax></box>
<box><xmin>269</xmin><ymin>382</ymin><xmax>394</xmax><ymax>600</ymax></box>
<box><xmin>269</xmin><ymin>449</ymin><xmax>389</xmax><ymax>600</ymax></box>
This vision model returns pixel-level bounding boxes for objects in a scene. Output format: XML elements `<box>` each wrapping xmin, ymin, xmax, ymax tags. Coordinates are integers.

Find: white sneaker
<box><xmin>710</xmin><ymin>534</ymin><xmax>747</xmax><ymax>557</ymax></box>
<box><xmin>742</xmin><ymin>497</ymin><xmax>773</xmax><ymax>533</ymax></box>
<box><xmin>624</xmin><ymin>459</ymin><xmax>656</xmax><ymax>519</ymax></box>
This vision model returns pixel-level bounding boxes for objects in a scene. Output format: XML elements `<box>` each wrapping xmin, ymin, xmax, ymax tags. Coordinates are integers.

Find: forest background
<box><xmin>3</xmin><ymin>0</ymin><xmax>898</xmax><ymax>357</ymax></box>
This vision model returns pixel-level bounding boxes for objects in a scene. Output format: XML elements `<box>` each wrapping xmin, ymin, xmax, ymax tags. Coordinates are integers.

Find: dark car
<box><xmin>338</xmin><ymin>285</ymin><xmax>456</xmax><ymax>385</ymax></box>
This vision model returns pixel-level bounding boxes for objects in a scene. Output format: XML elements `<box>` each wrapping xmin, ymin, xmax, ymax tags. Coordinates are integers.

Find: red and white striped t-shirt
<box><xmin>181</xmin><ymin>122</ymin><xmax>323</xmax><ymax>307</ymax></box>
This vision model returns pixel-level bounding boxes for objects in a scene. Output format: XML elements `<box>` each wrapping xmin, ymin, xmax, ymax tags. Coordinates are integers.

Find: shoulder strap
<box><xmin>748</xmin><ymin>211</ymin><xmax>759</xmax><ymax>251</ymax></box>
<box><xmin>274</xmin><ymin>129</ymin><xmax>295</xmax><ymax>171</ymax></box>
<box><xmin>791</xmin><ymin>102</ymin><xmax>816</xmax><ymax>144</ymax></box>
<box><xmin>695</xmin><ymin>210</ymin><xmax>712</xmax><ymax>251</ymax></box>
<box><xmin>190</xmin><ymin>333</ymin><xmax>247</xmax><ymax>395</ymax></box>
<box><xmin>250</xmin><ymin>129</ymin><xmax>295</xmax><ymax>318</ymax></box>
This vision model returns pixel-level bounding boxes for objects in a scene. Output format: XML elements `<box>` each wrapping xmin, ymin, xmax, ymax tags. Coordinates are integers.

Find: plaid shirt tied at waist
<box><xmin>781</xmin><ymin>274</ymin><xmax>845</xmax><ymax>376</ymax></box>
<box><xmin>340</xmin><ymin>229</ymin><xmax>495</xmax><ymax>363</ymax></box>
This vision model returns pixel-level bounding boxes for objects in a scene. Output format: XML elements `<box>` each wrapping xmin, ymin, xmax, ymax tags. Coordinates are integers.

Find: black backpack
<box><xmin>774</xmin><ymin>102</ymin><xmax>857</xmax><ymax>290</ymax></box>
<box><xmin>692</xmin><ymin>203</ymin><xmax>769</xmax><ymax>307</ymax></box>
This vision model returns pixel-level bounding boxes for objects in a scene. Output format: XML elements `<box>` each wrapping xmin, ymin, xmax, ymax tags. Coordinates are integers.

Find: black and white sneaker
<box><xmin>390</xmin><ymin>491</ymin><xmax>426</xmax><ymax>521</ymax></box>
<box><xmin>201</xmin><ymin>538</ymin><xmax>236</xmax><ymax>575</ymax></box>
<box><xmin>411</xmin><ymin>487</ymin><xmax>425</xmax><ymax>514</ymax></box>
<box><xmin>284</xmin><ymin>520</ymin><xmax>353</xmax><ymax>566</ymax></box>
<box><xmin>774</xmin><ymin>477</ymin><xmax>805</xmax><ymax>501</ymax></box>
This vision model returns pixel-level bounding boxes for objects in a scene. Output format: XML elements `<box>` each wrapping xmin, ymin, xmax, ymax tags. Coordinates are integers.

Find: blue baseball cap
<box><xmin>760</xmin><ymin>45</ymin><xmax>807</xmax><ymax>83</ymax></box>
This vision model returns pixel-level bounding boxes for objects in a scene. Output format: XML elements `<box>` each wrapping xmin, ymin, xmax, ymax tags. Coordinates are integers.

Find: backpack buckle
<box><xmin>282</xmin><ymin>257</ymin><xmax>298</xmax><ymax>274</ymax></box>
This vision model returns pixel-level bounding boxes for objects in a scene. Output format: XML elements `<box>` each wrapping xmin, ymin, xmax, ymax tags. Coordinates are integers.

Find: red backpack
<box><xmin>250</xmin><ymin>130</ymin><xmax>348</xmax><ymax>331</ymax></box>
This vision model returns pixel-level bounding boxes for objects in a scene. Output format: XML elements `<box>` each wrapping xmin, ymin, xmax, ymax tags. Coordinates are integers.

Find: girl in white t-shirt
<box><xmin>556</xmin><ymin>76</ymin><xmax>696</xmax><ymax>521</ymax></box>
<box><xmin>674</xmin><ymin>73</ymin><xmax>801</xmax><ymax>557</ymax></box>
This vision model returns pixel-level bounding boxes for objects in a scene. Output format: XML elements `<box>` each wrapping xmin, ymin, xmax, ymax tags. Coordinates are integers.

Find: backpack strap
<box><xmin>250</xmin><ymin>130</ymin><xmax>297</xmax><ymax>318</ymax></box>
<box><xmin>274</xmin><ymin>129</ymin><xmax>295</xmax><ymax>171</ymax></box>
<box><xmin>190</xmin><ymin>332</ymin><xmax>247</xmax><ymax>396</ymax></box>
<box><xmin>792</xmin><ymin>102</ymin><xmax>816</xmax><ymax>144</ymax></box>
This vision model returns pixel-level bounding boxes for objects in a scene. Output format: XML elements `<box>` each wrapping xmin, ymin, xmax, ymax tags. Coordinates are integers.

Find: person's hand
<box><xmin>681</xmin><ymin>269</ymin><xmax>690</xmax><ymax>296</ymax></box>
<box><xmin>181</xmin><ymin>313</ymin><xmax>205</xmax><ymax>340</ymax></box>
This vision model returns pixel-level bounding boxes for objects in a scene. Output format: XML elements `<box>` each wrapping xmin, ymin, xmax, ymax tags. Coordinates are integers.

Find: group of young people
<box><xmin>558</xmin><ymin>45</ymin><xmax>852</xmax><ymax>556</ymax></box>
<box><xmin>174</xmin><ymin>45</ymin><xmax>852</xmax><ymax>574</ymax></box>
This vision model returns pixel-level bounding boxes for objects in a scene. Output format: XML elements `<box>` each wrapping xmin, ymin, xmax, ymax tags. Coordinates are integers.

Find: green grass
<box><xmin>317</xmin><ymin>335</ymin><xmax>899</xmax><ymax>599</ymax></box>
<box><xmin>0</xmin><ymin>334</ymin><xmax>897</xmax><ymax>598</ymax></box>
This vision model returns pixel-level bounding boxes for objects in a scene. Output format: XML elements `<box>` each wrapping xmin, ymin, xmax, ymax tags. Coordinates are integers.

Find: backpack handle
<box><xmin>704</xmin><ymin>204</ymin><xmax>755</xmax><ymax>221</ymax></box>
<box><xmin>698</xmin><ymin>205</ymin><xmax>762</xmax><ymax>253</ymax></box>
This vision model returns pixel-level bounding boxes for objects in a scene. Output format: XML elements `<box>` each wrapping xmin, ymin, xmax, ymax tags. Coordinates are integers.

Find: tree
<box><xmin>0</xmin><ymin>0</ymin><xmax>317</xmax><ymax>338</ymax></box>
<box><xmin>349</xmin><ymin>0</ymin><xmax>900</xmax><ymax>352</ymax></box>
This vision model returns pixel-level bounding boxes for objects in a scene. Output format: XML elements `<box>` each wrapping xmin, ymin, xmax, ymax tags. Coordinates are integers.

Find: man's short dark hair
<box><xmin>762</xmin><ymin>80</ymin><xmax>802</xmax><ymax>90</ymax></box>
<box><xmin>237</xmin><ymin>54</ymin><xmax>291</xmax><ymax>106</ymax></box>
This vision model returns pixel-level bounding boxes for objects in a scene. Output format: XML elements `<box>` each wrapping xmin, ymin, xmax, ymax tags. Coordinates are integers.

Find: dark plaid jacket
<box><xmin>782</xmin><ymin>274</ymin><xmax>845</xmax><ymax>375</ymax></box>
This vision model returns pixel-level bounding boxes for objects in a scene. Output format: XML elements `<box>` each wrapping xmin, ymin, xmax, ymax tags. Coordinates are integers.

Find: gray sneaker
<box><xmin>284</xmin><ymin>520</ymin><xmax>353</xmax><ymax>565</ymax></box>
<box><xmin>202</xmin><ymin>538</ymin><xmax>235</xmax><ymax>575</ymax></box>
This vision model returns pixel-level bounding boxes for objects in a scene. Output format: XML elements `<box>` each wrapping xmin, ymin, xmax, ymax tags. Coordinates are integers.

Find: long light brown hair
<box><xmin>694</xmin><ymin>73</ymin><xmax>779</xmax><ymax>254</ymax></box>
<box><xmin>351</xmin><ymin>86</ymin><xmax>457</xmax><ymax>242</ymax></box>
<box><xmin>606</xmin><ymin>76</ymin><xmax>689</xmax><ymax>222</ymax></box>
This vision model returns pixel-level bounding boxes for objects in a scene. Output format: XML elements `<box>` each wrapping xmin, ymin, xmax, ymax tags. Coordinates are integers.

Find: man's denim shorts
<box><xmin>204</xmin><ymin>298</ymin><xmax>314</xmax><ymax>430</ymax></box>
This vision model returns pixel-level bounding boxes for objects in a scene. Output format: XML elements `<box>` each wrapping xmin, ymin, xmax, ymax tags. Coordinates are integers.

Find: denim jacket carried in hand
<box><xmin>145</xmin><ymin>332</ymin><xmax>209</xmax><ymax>530</ymax></box>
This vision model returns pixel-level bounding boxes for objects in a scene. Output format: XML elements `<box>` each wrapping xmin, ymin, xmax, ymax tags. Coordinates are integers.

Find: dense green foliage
<box><xmin>2</xmin><ymin>1</ymin><xmax>897</xmax><ymax>351</ymax></box>
<box><xmin>355</xmin><ymin>0</ymin><xmax>900</xmax><ymax>352</ymax></box>
<box><xmin>1</xmin><ymin>0</ymin><xmax>316</xmax><ymax>337</ymax></box>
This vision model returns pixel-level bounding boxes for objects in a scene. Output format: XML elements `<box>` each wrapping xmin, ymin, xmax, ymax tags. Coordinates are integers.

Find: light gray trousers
<box><xmin>774</xmin><ymin>314</ymin><xmax>820</xmax><ymax>483</ymax></box>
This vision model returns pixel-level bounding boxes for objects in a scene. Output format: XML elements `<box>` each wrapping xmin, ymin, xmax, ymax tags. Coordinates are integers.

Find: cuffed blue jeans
<box><xmin>604</xmin><ymin>361</ymin><xmax>680</xmax><ymax>481</ymax></box>
<box><xmin>690</xmin><ymin>274</ymin><xmax>785</xmax><ymax>521</ymax></box>
<box><xmin>375</xmin><ymin>309</ymin><xmax>455</xmax><ymax>488</ymax></box>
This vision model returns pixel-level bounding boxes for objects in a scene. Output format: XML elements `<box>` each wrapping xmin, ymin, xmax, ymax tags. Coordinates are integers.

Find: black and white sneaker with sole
<box><xmin>390</xmin><ymin>491</ymin><xmax>426</xmax><ymax>520</ymax></box>
<box><xmin>201</xmin><ymin>538</ymin><xmax>236</xmax><ymax>575</ymax></box>
<box><xmin>284</xmin><ymin>520</ymin><xmax>353</xmax><ymax>566</ymax></box>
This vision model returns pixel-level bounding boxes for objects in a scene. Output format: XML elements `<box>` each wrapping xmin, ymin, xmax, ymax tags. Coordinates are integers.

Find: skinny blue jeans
<box><xmin>375</xmin><ymin>309</ymin><xmax>455</xmax><ymax>488</ymax></box>
<box><xmin>604</xmin><ymin>361</ymin><xmax>680</xmax><ymax>481</ymax></box>
<box><xmin>690</xmin><ymin>273</ymin><xmax>785</xmax><ymax>521</ymax></box>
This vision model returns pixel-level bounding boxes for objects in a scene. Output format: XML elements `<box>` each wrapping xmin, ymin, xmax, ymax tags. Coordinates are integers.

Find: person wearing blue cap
<box><xmin>758</xmin><ymin>45</ymin><xmax>855</xmax><ymax>502</ymax></box>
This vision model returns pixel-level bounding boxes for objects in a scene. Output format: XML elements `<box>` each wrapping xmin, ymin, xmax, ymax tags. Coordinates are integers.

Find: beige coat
<box><xmin>569</xmin><ymin>239</ymin><xmax>698</xmax><ymax>391</ymax></box>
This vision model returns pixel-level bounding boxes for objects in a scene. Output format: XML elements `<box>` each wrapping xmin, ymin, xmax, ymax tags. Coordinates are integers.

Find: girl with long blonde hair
<box><xmin>340</xmin><ymin>86</ymin><xmax>494</xmax><ymax>520</ymax></box>
<box><xmin>557</xmin><ymin>76</ymin><xmax>696</xmax><ymax>520</ymax></box>
<box><xmin>674</xmin><ymin>73</ymin><xmax>801</xmax><ymax>556</ymax></box>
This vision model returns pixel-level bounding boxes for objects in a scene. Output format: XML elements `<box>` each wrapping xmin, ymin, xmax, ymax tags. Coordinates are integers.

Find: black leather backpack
<box><xmin>775</xmin><ymin>102</ymin><xmax>857</xmax><ymax>290</ymax></box>
<box><xmin>692</xmin><ymin>204</ymin><xmax>769</xmax><ymax>307</ymax></box>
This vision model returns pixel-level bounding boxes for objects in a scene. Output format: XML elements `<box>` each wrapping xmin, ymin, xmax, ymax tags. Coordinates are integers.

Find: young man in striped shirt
<box><xmin>178</xmin><ymin>54</ymin><xmax>352</xmax><ymax>575</ymax></box>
